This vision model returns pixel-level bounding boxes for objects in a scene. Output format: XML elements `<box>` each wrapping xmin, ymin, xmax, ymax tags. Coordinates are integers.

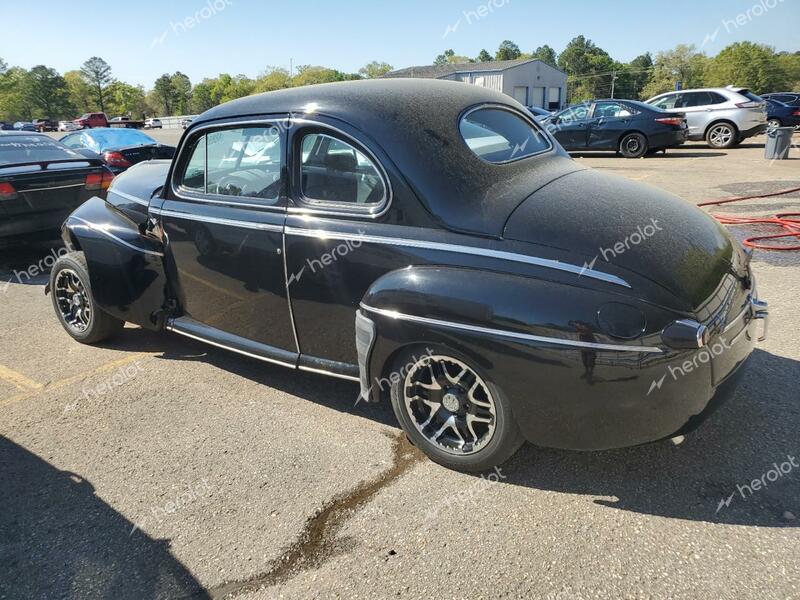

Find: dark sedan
<box><xmin>765</xmin><ymin>98</ymin><xmax>800</xmax><ymax>129</ymax></box>
<box><xmin>761</xmin><ymin>92</ymin><xmax>800</xmax><ymax>108</ymax></box>
<box><xmin>0</xmin><ymin>132</ymin><xmax>113</xmax><ymax>247</ymax></box>
<box><xmin>59</xmin><ymin>128</ymin><xmax>176</xmax><ymax>173</ymax></box>
<box><xmin>542</xmin><ymin>99</ymin><xmax>688</xmax><ymax>158</ymax></box>
<box><xmin>48</xmin><ymin>79</ymin><xmax>765</xmax><ymax>472</ymax></box>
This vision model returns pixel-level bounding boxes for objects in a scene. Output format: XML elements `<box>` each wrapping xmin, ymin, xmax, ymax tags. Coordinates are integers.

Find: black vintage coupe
<box><xmin>542</xmin><ymin>99</ymin><xmax>688</xmax><ymax>157</ymax></box>
<box><xmin>48</xmin><ymin>80</ymin><xmax>767</xmax><ymax>471</ymax></box>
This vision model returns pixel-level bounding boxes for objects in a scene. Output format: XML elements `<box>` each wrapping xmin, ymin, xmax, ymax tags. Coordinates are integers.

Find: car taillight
<box><xmin>102</xmin><ymin>151</ymin><xmax>131</xmax><ymax>168</ymax></box>
<box><xmin>655</xmin><ymin>117</ymin><xmax>685</xmax><ymax>126</ymax></box>
<box><xmin>85</xmin><ymin>171</ymin><xmax>115</xmax><ymax>191</ymax></box>
<box><xmin>736</xmin><ymin>101</ymin><xmax>761</xmax><ymax>108</ymax></box>
<box><xmin>793</xmin><ymin>110</ymin><xmax>800</xmax><ymax>117</ymax></box>
<box><xmin>0</xmin><ymin>181</ymin><xmax>17</xmax><ymax>200</ymax></box>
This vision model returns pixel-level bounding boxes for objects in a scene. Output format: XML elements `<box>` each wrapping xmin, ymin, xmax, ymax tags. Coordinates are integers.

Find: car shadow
<box><xmin>0</xmin><ymin>239</ymin><xmax>64</xmax><ymax>286</ymax></box>
<box><xmin>502</xmin><ymin>348</ymin><xmax>799</xmax><ymax>528</ymax></box>
<box><xmin>107</xmin><ymin>329</ymin><xmax>797</xmax><ymax>528</ymax></box>
<box><xmin>568</xmin><ymin>151</ymin><xmax>727</xmax><ymax>159</ymax></box>
<box><xmin>0</xmin><ymin>436</ymin><xmax>210</xmax><ymax>599</ymax></box>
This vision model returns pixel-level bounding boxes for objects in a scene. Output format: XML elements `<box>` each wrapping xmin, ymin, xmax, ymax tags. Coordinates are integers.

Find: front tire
<box><xmin>388</xmin><ymin>346</ymin><xmax>523</xmax><ymax>472</ymax></box>
<box><xmin>50</xmin><ymin>251</ymin><xmax>124</xmax><ymax>344</ymax></box>
<box><xmin>706</xmin><ymin>122</ymin><xmax>738</xmax><ymax>149</ymax></box>
<box><xmin>619</xmin><ymin>133</ymin><xmax>648</xmax><ymax>158</ymax></box>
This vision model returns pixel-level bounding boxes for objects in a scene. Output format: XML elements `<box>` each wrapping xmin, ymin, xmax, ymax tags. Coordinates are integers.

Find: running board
<box><xmin>166</xmin><ymin>317</ymin><xmax>359</xmax><ymax>382</ymax></box>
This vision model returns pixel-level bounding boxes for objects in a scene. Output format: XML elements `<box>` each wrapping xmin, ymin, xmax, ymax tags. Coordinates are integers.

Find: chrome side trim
<box><xmin>109</xmin><ymin>188</ymin><xmax>149</xmax><ymax>206</ymax></box>
<box><xmin>285</xmin><ymin>226</ymin><xmax>631</xmax><ymax>288</ymax></box>
<box><xmin>297</xmin><ymin>365</ymin><xmax>360</xmax><ymax>382</ymax></box>
<box><xmin>151</xmin><ymin>207</ymin><xmax>283</xmax><ymax>232</ymax></box>
<box><xmin>360</xmin><ymin>303</ymin><xmax>663</xmax><ymax>353</ymax></box>
<box><xmin>166</xmin><ymin>324</ymin><xmax>297</xmax><ymax>369</ymax></box>
<box><xmin>69</xmin><ymin>216</ymin><xmax>164</xmax><ymax>257</ymax></box>
<box><xmin>282</xmin><ymin>231</ymin><xmax>302</xmax><ymax>355</ymax></box>
<box><xmin>722</xmin><ymin>304</ymin><xmax>750</xmax><ymax>334</ymax></box>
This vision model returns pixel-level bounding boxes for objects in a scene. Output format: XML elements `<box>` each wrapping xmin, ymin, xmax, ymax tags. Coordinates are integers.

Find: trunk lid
<box><xmin>503</xmin><ymin>169</ymin><xmax>747</xmax><ymax>311</ymax></box>
<box><xmin>117</xmin><ymin>144</ymin><xmax>175</xmax><ymax>166</ymax></box>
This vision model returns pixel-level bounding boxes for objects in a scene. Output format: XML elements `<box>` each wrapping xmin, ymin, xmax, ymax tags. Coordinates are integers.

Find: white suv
<box><xmin>645</xmin><ymin>87</ymin><xmax>767</xmax><ymax>149</ymax></box>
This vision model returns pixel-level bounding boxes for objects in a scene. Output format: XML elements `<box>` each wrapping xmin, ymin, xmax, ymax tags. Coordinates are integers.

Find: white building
<box><xmin>385</xmin><ymin>58</ymin><xmax>567</xmax><ymax>110</ymax></box>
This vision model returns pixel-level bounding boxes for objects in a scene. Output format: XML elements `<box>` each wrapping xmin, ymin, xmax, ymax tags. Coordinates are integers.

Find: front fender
<box><xmin>62</xmin><ymin>196</ymin><xmax>169</xmax><ymax>330</ymax></box>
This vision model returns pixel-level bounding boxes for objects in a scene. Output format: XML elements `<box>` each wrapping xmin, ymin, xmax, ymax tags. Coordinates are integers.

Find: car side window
<box><xmin>178</xmin><ymin>126</ymin><xmax>282</xmax><ymax>200</ymax></box>
<box><xmin>299</xmin><ymin>133</ymin><xmax>386</xmax><ymax>206</ymax></box>
<box><xmin>708</xmin><ymin>92</ymin><xmax>727</xmax><ymax>105</ymax></box>
<box><xmin>593</xmin><ymin>102</ymin><xmax>637</xmax><ymax>118</ymax></box>
<box><xmin>652</xmin><ymin>94</ymin><xmax>679</xmax><ymax>109</ymax></box>
<box><xmin>678</xmin><ymin>92</ymin><xmax>710</xmax><ymax>108</ymax></box>
<box><xmin>558</xmin><ymin>105</ymin><xmax>590</xmax><ymax>122</ymax></box>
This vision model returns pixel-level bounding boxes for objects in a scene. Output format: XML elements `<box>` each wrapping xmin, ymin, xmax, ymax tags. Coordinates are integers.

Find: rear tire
<box><xmin>50</xmin><ymin>251</ymin><xmax>124</xmax><ymax>345</ymax></box>
<box><xmin>619</xmin><ymin>133</ymin><xmax>648</xmax><ymax>158</ymax></box>
<box><xmin>706</xmin><ymin>122</ymin><xmax>738</xmax><ymax>149</ymax></box>
<box><xmin>388</xmin><ymin>345</ymin><xmax>524</xmax><ymax>472</ymax></box>
<box><xmin>767</xmin><ymin>118</ymin><xmax>782</xmax><ymax>130</ymax></box>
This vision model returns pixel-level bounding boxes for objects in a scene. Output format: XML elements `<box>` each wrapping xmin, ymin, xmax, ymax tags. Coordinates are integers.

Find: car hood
<box><xmin>503</xmin><ymin>169</ymin><xmax>747</xmax><ymax>311</ymax></box>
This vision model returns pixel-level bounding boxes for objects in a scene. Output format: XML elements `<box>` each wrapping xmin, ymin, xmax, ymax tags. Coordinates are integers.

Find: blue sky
<box><xmin>3</xmin><ymin>0</ymin><xmax>798</xmax><ymax>87</ymax></box>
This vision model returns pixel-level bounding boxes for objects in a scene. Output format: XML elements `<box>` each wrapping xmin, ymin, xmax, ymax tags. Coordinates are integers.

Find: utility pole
<box><xmin>610</xmin><ymin>71</ymin><xmax>618</xmax><ymax>99</ymax></box>
<box><xmin>289</xmin><ymin>58</ymin><xmax>293</xmax><ymax>79</ymax></box>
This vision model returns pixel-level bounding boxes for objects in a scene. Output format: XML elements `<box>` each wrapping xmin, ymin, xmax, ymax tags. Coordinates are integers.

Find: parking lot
<box><xmin>2</xmin><ymin>135</ymin><xmax>799</xmax><ymax>599</ymax></box>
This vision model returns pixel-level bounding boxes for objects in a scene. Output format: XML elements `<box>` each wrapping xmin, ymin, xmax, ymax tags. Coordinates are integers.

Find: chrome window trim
<box><xmin>284</xmin><ymin>226</ymin><xmax>631</xmax><ymax>288</ymax></box>
<box><xmin>69</xmin><ymin>216</ymin><xmax>164</xmax><ymax>257</ymax></box>
<box><xmin>460</xmin><ymin>103</ymin><xmax>554</xmax><ymax>165</ymax></box>
<box><xmin>150</xmin><ymin>207</ymin><xmax>283</xmax><ymax>233</ymax></box>
<box><xmin>109</xmin><ymin>188</ymin><xmax>149</xmax><ymax>206</ymax></box>
<box><xmin>360</xmin><ymin>303</ymin><xmax>663</xmax><ymax>354</ymax></box>
<box><xmin>170</xmin><ymin>118</ymin><xmax>287</xmax><ymax>210</ymax></box>
<box><xmin>288</xmin><ymin>118</ymin><xmax>393</xmax><ymax>220</ymax></box>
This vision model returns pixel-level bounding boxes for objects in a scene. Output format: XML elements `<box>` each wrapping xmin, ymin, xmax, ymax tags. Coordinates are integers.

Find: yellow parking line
<box><xmin>0</xmin><ymin>353</ymin><xmax>151</xmax><ymax>408</ymax></box>
<box><xmin>0</xmin><ymin>364</ymin><xmax>43</xmax><ymax>392</ymax></box>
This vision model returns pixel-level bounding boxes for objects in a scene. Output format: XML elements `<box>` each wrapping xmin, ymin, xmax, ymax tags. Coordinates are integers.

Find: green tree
<box><xmin>170</xmin><ymin>72</ymin><xmax>192</xmax><ymax>114</ymax></box>
<box><xmin>0</xmin><ymin>66</ymin><xmax>30</xmax><ymax>121</ymax></box>
<box><xmin>477</xmin><ymin>49</ymin><xmax>493</xmax><ymax>62</ymax></box>
<box><xmin>705</xmin><ymin>42</ymin><xmax>787</xmax><ymax>92</ymax></box>
<box><xmin>291</xmin><ymin>66</ymin><xmax>358</xmax><ymax>87</ymax></box>
<box><xmin>434</xmin><ymin>49</ymin><xmax>455</xmax><ymax>65</ymax></box>
<box><xmin>254</xmin><ymin>67</ymin><xmax>291</xmax><ymax>93</ymax></box>
<box><xmin>496</xmin><ymin>40</ymin><xmax>521</xmax><ymax>61</ymax></box>
<box><xmin>22</xmin><ymin>65</ymin><xmax>73</xmax><ymax>119</ymax></box>
<box><xmin>153</xmin><ymin>73</ymin><xmax>177</xmax><ymax>115</ymax></box>
<box><xmin>106</xmin><ymin>82</ymin><xmax>147</xmax><ymax>118</ymax></box>
<box><xmin>359</xmin><ymin>61</ymin><xmax>394</xmax><ymax>78</ymax></box>
<box><xmin>531</xmin><ymin>44</ymin><xmax>557</xmax><ymax>67</ymax></box>
<box><xmin>80</xmin><ymin>57</ymin><xmax>114</xmax><ymax>113</ymax></box>
<box><xmin>558</xmin><ymin>36</ymin><xmax>615</xmax><ymax>101</ymax></box>
<box><xmin>641</xmin><ymin>45</ymin><xmax>708</xmax><ymax>98</ymax></box>
<box><xmin>64</xmin><ymin>70</ymin><xmax>93</xmax><ymax>113</ymax></box>
<box><xmin>189</xmin><ymin>81</ymin><xmax>215</xmax><ymax>113</ymax></box>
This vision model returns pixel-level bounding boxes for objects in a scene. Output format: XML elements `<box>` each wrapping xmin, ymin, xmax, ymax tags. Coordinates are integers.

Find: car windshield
<box><xmin>0</xmin><ymin>135</ymin><xmax>82</xmax><ymax>166</ymax></box>
<box><xmin>80</xmin><ymin>129</ymin><xmax>156</xmax><ymax>152</ymax></box>
<box><xmin>460</xmin><ymin>108</ymin><xmax>550</xmax><ymax>163</ymax></box>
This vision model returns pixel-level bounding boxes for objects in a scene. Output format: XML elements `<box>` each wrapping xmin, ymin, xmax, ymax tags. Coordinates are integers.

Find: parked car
<box><xmin>761</xmin><ymin>92</ymin><xmax>800</xmax><ymax>108</ymax></box>
<box><xmin>34</xmin><ymin>119</ymin><xmax>58</xmax><ymax>132</ymax></box>
<box><xmin>540</xmin><ymin>99</ymin><xmax>688</xmax><ymax>158</ymax></box>
<box><xmin>764</xmin><ymin>98</ymin><xmax>800</xmax><ymax>130</ymax></box>
<box><xmin>0</xmin><ymin>121</ymin><xmax>14</xmax><ymax>131</ymax></box>
<box><xmin>645</xmin><ymin>87</ymin><xmax>767</xmax><ymax>149</ymax></box>
<box><xmin>109</xmin><ymin>116</ymin><xmax>145</xmax><ymax>129</ymax></box>
<box><xmin>144</xmin><ymin>118</ymin><xmax>162</xmax><ymax>129</ymax></box>
<box><xmin>73</xmin><ymin>112</ymin><xmax>109</xmax><ymax>129</ymax></box>
<box><xmin>59</xmin><ymin>128</ymin><xmax>176</xmax><ymax>173</ymax></box>
<box><xmin>13</xmin><ymin>122</ymin><xmax>38</xmax><ymax>132</ymax></box>
<box><xmin>58</xmin><ymin>121</ymin><xmax>80</xmax><ymax>132</ymax></box>
<box><xmin>0</xmin><ymin>131</ymin><xmax>113</xmax><ymax>247</ymax></box>
<box><xmin>181</xmin><ymin>117</ymin><xmax>194</xmax><ymax>129</ymax></box>
<box><xmin>48</xmin><ymin>80</ymin><xmax>767</xmax><ymax>472</ymax></box>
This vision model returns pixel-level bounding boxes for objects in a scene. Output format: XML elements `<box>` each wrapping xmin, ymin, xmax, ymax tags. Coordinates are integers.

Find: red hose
<box><xmin>697</xmin><ymin>187</ymin><xmax>800</xmax><ymax>251</ymax></box>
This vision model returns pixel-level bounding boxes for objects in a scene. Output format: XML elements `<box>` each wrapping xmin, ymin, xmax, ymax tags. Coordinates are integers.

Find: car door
<box><xmin>675</xmin><ymin>91</ymin><xmax>717</xmax><ymax>138</ymax></box>
<box><xmin>587</xmin><ymin>101</ymin><xmax>637</xmax><ymax>149</ymax></box>
<box><xmin>549</xmin><ymin>104</ymin><xmax>591</xmax><ymax>149</ymax></box>
<box><xmin>156</xmin><ymin>119</ymin><xmax>297</xmax><ymax>361</ymax></box>
<box><xmin>283</xmin><ymin>122</ymin><xmax>396</xmax><ymax>377</ymax></box>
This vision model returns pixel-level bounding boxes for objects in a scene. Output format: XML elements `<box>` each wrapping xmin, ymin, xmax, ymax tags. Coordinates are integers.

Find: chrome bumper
<box><xmin>751</xmin><ymin>297</ymin><xmax>769</xmax><ymax>342</ymax></box>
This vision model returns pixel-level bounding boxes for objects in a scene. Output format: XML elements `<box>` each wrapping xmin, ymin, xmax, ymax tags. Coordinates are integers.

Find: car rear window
<box><xmin>0</xmin><ymin>135</ymin><xmax>82</xmax><ymax>166</ymax></box>
<box><xmin>460</xmin><ymin>108</ymin><xmax>550</xmax><ymax>163</ymax></box>
<box><xmin>739</xmin><ymin>90</ymin><xmax>763</xmax><ymax>102</ymax></box>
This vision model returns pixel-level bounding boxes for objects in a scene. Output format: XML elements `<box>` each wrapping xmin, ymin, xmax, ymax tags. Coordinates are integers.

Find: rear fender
<box><xmin>62</xmin><ymin>196</ymin><xmax>169</xmax><ymax>330</ymax></box>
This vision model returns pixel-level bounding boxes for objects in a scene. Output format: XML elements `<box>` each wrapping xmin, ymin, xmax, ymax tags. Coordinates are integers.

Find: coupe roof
<box><xmin>193</xmin><ymin>79</ymin><xmax>582</xmax><ymax>236</ymax></box>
